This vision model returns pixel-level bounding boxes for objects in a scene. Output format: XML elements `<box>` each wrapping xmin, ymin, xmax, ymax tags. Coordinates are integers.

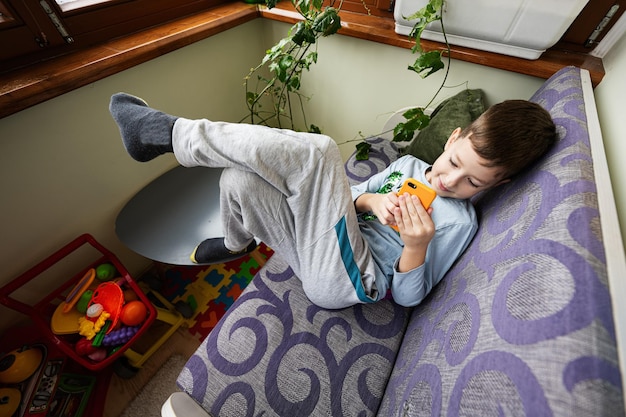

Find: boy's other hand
<box><xmin>373</xmin><ymin>192</ymin><xmax>401</xmax><ymax>227</ymax></box>
<box><xmin>395</xmin><ymin>193</ymin><xmax>435</xmax><ymax>272</ymax></box>
<box><xmin>394</xmin><ymin>193</ymin><xmax>435</xmax><ymax>248</ymax></box>
<box><xmin>355</xmin><ymin>192</ymin><xmax>400</xmax><ymax>227</ymax></box>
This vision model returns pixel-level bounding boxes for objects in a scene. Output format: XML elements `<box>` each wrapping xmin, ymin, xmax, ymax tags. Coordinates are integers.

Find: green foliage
<box><xmin>355</xmin><ymin>141</ymin><xmax>372</xmax><ymax>161</ymax></box>
<box><xmin>388</xmin><ymin>0</ymin><xmax>450</xmax><ymax>146</ymax></box>
<box><xmin>243</xmin><ymin>0</ymin><xmax>341</xmax><ymax>132</ymax></box>
<box><xmin>392</xmin><ymin>107</ymin><xmax>431</xmax><ymax>142</ymax></box>
<box><xmin>244</xmin><ymin>0</ymin><xmax>450</xmax><ymax>155</ymax></box>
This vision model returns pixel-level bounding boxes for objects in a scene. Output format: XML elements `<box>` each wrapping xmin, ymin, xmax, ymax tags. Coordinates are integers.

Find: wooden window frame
<box><xmin>0</xmin><ymin>1</ymin><xmax>616</xmax><ymax>119</ymax></box>
<box><xmin>0</xmin><ymin>0</ymin><xmax>229</xmax><ymax>72</ymax></box>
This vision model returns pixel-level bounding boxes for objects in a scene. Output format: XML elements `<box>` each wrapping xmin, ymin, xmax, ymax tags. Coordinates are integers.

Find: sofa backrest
<box><xmin>377</xmin><ymin>66</ymin><xmax>625</xmax><ymax>416</ymax></box>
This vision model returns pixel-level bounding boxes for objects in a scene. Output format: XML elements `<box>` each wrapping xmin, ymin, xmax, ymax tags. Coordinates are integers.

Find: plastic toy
<box><xmin>0</xmin><ymin>346</ymin><xmax>43</xmax><ymax>384</ymax></box>
<box><xmin>91</xmin><ymin>320</ymin><xmax>112</xmax><ymax>347</ymax></box>
<box><xmin>102</xmin><ymin>326</ymin><xmax>140</xmax><ymax>346</ymax></box>
<box><xmin>0</xmin><ymin>387</ymin><xmax>20</xmax><ymax>417</ymax></box>
<box><xmin>86</xmin><ymin>303</ymin><xmax>104</xmax><ymax>318</ymax></box>
<box><xmin>90</xmin><ymin>281</ymin><xmax>124</xmax><ymax>331</ymax></box>
<box><xmin>62</xmin><ymin>268</ymin><xmax>95</xmax><ymax>313</ymax></box>
<box><xmin>75</xmin><ymin>338</ymin><xmax>99</xmax><ymax>357</ymax></box>
<box><xmin>87</xmin><ymin>348</ymin><xmax>107</xmax><ymax>362</ymax></box>
<box><xmin>0</xmin><ymin>234</ymin><xmax>156</xmax><ymax>371</ymax></box>
<box><xmin>120</xmin><ymin>300</ymin><xmax>148</xmax><ymax>326</ymax></box>
<box><xmin>76</xmin><ymin>290</ymin><xmax>93</xmax><ymax>313</ymax></box>
<box><xmin>96</xmin><ymin>263</ymin><xmax>116</xmax><ymax>281</ymax></box>
<box><xmin>78</xmin><ymin>311</ymin><xmax>110</xmax><ymax>340</ymax></box>
<box><xmin>51</xmin><ymin>303</ymin><xmax>83</xmax><ymax>335</ymax></box>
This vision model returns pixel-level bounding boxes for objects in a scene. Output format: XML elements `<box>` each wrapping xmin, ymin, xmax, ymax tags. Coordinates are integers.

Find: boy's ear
<box><xmin>443</xmin><ymin>127</ymin><xmax>463</xmax><ymax>150</ymax></box>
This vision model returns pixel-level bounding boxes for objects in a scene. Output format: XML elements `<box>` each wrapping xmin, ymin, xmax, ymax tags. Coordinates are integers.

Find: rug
<box><xmin>152</xmin><ymin>243</ymin><xmax>273</xmax><ymax>341</ymax></box>
<box><xmin>120</xmin><ymin>354</ymin><xmax>187</xmax><ymax>417</ymax></box>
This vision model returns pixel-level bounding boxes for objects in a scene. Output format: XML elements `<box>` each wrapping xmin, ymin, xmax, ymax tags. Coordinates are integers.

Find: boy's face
<box><xmin>426</xmin><ymin>128</ymin><xmax>509</xmax><ymax>200</ymax></box>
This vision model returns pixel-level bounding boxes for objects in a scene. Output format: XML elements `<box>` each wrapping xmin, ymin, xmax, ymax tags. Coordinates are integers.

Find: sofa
<box><xmin>162</xmin><ymin>66</ymin><xmax>625</xmax><ymax>416</ymax></box>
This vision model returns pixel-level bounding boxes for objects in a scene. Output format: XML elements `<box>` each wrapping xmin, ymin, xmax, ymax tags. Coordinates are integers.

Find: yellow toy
<box><xmin>78</xmin><ymin>311</ymin><xmax>111</xmax><ymax>340</ymax></box>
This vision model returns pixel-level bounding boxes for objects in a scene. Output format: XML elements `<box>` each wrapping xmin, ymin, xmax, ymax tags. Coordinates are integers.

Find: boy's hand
<box><xmin>394</xmin><ymin>193</ymin><xmax>435</xmax><ymax>272</ymax></box>
<box><xmin>355</xmin><ymin>192</ymin><xmax>400</xmax><ymax>227</ymax></box>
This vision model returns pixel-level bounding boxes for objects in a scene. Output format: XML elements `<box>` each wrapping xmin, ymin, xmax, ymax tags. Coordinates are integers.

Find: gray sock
<box><xmin>109</xmin><ymin>93</ymin><xmax>177</xmax><ymax>162</ymax></box>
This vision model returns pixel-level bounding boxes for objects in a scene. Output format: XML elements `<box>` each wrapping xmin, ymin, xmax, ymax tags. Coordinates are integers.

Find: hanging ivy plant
<box><xmin>357</xmin><ymin>0</ymin><xmax>451</xmax><ymax>160</ymax></box>
<box><xmin>244</xmin><ymin>0</ymin><xmax>450</xmax><ymax>160</ymax></box>
<box><xmin>243</xmin><ymin>0</ymin><xmax>342</xmax><ymax>132</ymax></box>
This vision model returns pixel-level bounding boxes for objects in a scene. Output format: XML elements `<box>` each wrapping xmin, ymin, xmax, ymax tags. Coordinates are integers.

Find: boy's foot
<box><xmin>190</xmin><ymin>238</ymin><xmax>257</xmax><ymax>264</ymax></box>
<box><xmin>109</xmin><ymin>93</ymin><xmax>177</xmax><ymax>162</ymax></box>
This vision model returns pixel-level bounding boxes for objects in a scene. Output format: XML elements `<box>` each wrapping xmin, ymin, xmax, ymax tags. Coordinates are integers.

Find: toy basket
<box><xmin>0</xmin><ymin>234</ymin><xmax>156</xmax><ymax>371</ymax></box>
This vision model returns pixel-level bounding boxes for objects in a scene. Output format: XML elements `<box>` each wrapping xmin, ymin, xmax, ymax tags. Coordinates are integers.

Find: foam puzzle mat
<box><xmin>152</xmin><ymin>243</ymin><xmax>273</xmax><ymax>340</ymax></box>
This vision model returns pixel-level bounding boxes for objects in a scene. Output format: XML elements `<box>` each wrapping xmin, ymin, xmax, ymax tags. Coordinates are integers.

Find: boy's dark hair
<box><xmin>461</xmin><ymin>100</ymin><xmax>557</xmax><ymax>179</ymax></box>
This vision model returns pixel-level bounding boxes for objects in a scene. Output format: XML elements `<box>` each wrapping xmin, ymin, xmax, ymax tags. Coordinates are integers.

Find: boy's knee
<box><xmin>300</xmin><ymin>282</ymin><xmax>359</xmax><ymax>310</ymax></box>
<box><xmin>219</xmin><ymin>168</ymin><xmax>256</xmax><ymax>191</ymax></box>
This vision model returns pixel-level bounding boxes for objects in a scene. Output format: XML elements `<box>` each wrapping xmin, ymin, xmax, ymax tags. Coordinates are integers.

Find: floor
<box><xmin>102</xmin><ymin>326</ymin><xmax>201</xmax><ymax>417</ymax></box>
<box><xmin>100</xmin><ymin>247</ymin><xmax>272</xmax><ymax>417</ymax></box>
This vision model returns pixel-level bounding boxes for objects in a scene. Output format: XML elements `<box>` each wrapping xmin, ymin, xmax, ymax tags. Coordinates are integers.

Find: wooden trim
<box><xmin>0</xmin><ymin>2</ymin><xmax>258</xmax><ymax>119</ymax></box>
<box><xmin>0</xmin><ymin>1</ymin><xmax>606</xmax><ymax>120</ymax></box>
<box><xmin>580</xmin><ymin>68</ymin><xmax>626</xmax><ymax>411</ymax></box>
<box><xmin>260</xmin><ymin>3</ymin><xmax>605</xmax><ymax>86</ymax></box>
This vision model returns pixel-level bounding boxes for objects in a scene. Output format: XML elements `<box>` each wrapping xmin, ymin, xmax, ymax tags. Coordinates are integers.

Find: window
<box><xmin>556</xmin><ymin>0</ymin><xmax>625</xmax><ymax>53</ymax></box>
<box><xmin>0</xmin><ymin>0</ymin><xmax>229</xmax><ymax>73</ymax></box>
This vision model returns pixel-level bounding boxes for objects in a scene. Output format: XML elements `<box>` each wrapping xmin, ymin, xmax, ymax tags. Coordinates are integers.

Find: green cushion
<box><xmin>402</xmin><ymin>89</ymin><xmax>486</xmax><ymax>164</ymax></box>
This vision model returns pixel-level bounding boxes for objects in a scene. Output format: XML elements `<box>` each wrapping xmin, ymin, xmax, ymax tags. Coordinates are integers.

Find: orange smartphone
<box><xmin>391</xmin><ymin>178</ymin><xmax>436</xmax><ymax>231</ymax></box>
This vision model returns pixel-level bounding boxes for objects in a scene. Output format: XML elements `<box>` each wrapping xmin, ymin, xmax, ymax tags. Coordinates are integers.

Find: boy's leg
<box><xmin>173</xmin><ymin>119</ymin><xmax>381</xmax><ymax>308</ymax></box>
<box><xmin>218</xmin><ymin>168</ymin><xmax>300</xmax><ymax>272</ymax></box>
<box><xmin>218</xmin><ymin>168</ymin><xmax>381</xmax><ymax>309</ymax></box>
<box><xmin>110</xmin><ymin>93</ymin><xmax>381</xmax><ymax>308</ymax></box>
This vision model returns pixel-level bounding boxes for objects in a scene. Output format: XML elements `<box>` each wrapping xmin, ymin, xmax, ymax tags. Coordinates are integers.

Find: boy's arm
<box><xmin>391</xmin><ymin>221</ymin><xmax>477</xmax><ymax>307</ymax></box>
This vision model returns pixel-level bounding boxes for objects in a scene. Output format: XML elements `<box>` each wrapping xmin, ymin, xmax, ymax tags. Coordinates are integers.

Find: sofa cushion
<box><xmin>177</xmin><ymin>256</ymin><xmax>411</xmax><ymax>416</ymax></box>
<box><xmin>401</xmin><ymin>89</ymin><xmax>485</xmax><ymax>164</ymax></box>
<box><xmin>378</xmin><ymin>66</ymin><xmax>624</xmax><ymax>416</ymax></box>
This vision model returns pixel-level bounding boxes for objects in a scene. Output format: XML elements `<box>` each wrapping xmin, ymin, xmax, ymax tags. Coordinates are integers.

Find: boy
<box><xmin>110</xmin><ymin>93</ymin><xmax>556</xmax><ymax>309</ymax></box>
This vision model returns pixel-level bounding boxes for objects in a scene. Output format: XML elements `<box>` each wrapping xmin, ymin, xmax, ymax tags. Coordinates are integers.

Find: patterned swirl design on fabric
<box><xmin>178</xmin><ymin>257</ymin><xmax>410</xmax><ymax>416</ymax></box>
<box><xmin>378</xmin><ymin>66</ymin><xmax>623</xmax><ymax>416</ymax></box>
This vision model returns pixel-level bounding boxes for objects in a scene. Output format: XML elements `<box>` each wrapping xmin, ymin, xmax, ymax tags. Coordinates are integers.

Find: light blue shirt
<box><xmin>351</xmin><ymin>155</ymin><xmax>478</xmax><ymax>307</ymax></box>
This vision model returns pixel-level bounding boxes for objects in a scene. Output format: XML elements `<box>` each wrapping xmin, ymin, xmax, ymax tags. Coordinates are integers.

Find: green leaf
<box><xmin>265</xmin><ymin>0</ymin><xmax>277</xmax><ymax>8</ymax></box>
<box><xmin>277</xmin><ymin>55</ymin><xmax>295</xmax><ymax>82</ymax></box>
<box><xmin>355</xmin><ymin>141</ymin><xmax>372</xmax><ymax>160</ymax></box>
<box><xmin>263</xmin><ymin>38</ymin><xmax>290</xmax><ymax>64</ymax></box>
<box><xmin>309</xmin><ymin>124</ymin><xmax>322</xmax><ymax>134</ymax></box>
<box><xmin>405</xmin><ymin>0</ymin><xmax>443</xmax><ymax>53</ymax></box>
<box><xmin>408</xmin><ymin>50</ymin><xmax>444</xmax><ymax>78</ymax></box>
<box><xmin>312</xmin><ymin>7</ymin><xmax>341</xmax><ymax>36</ymax></box>
<box><xmin>246</xmin><ymin>91</ymin><xmax>259</xmax><ymax>106</ymax></box>
<box><xmin>295</xmin><ymin>0</ymin><xmax>311</xmax><ymax>14</ymax></box>
<box><xmin>311</xmin><ymin>0</ymin><xmax>323</xmax><ymax>11</ymax></box>
<box><xmin>288</xmin><ymin>75</ymin><xmax>301</xmax><ymax>90</ymax></box>
<box><xmin>392</xmin><ymin>107</ymin><xmax>431</xmax><ymax>142</ymax></box>
<box><xmin>292</xmin><ymin>21</ymin><xmax>316</xmax><ymax>46</ymax></box>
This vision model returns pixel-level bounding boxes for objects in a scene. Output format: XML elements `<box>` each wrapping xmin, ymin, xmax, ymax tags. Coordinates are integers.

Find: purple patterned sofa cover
<box><xmin>173</xmin><ymin>66</ymin><xmax>624</xmax><ymax>416</ymax></box>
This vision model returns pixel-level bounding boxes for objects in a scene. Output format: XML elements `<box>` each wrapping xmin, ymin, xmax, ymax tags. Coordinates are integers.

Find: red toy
<box><xmin>0</xmin><ymin>234</ymin><xmax>156</xmax><ymax>371</ymax></box>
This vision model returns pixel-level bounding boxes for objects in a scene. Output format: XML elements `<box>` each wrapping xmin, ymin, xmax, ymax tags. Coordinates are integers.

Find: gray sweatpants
<box><xmin>172</xmin><ymin>118</ymin><xmax>380</xmax><ymax>309</ymax></box>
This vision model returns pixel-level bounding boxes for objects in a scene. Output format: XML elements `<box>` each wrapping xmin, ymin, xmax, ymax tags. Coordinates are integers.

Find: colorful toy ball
<box><xmin>120</xmin><ymin>300</ymin><xmax>148</xmax><ymax>326</ymax></box>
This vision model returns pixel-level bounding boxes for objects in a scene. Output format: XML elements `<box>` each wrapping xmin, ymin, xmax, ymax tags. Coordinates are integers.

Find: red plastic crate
<box><xmin>0</xmin><ymin>234</ymin><xmax>156</xmax><ymax>371</ymax></box>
